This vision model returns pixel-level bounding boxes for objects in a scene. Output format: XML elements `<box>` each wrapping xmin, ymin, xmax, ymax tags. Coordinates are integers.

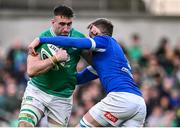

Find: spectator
<box><xmin>155</xmin><ymin>37</ymin><xmax>174</xmax><ymax>76</ymax></box>
<box><xmin>128</xmin><ymin>33</ymin><xmax>143</xmax><ymax>62</ymax></box>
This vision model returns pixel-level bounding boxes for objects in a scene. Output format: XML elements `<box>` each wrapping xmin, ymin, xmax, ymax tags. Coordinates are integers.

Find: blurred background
<box><xmin>0</xmin><ymin>0</ymin><xmax>179</xmax><ymax>127</ymax></box>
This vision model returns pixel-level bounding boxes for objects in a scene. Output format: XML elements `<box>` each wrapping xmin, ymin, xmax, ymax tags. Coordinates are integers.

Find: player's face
<box><xmin>52</xmin><ymin>16</ymin><xmax>73</xmax><ymax>36</ymax></box>
<box><xmin>88</xmin><ymin>25</ymin><xmax>101</xmax><ymax>38</ymax></box>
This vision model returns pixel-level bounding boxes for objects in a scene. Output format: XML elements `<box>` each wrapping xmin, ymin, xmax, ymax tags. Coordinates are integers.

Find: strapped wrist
<box><xmin>53</xmin><ymin>55</ymin><xmax>59</xmax><ymax>62</ymax></box>
<box><xmin>49</xmin><ymin>56</ymin><xmax>58</xmax><ymax>65</ymax></box>
<box><xmin>49</xmin><ymin>57</ymin><xmax>55</xmax><ymax>66</ymax></box>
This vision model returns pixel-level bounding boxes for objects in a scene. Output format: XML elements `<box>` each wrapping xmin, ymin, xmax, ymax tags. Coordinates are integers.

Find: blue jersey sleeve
<box><xmin>39</xmin><ymin>36</ymin><xmax>108</xmax><ymax>50</ymax></box>
<box><xmin>76</xmin><ymin>66</ymin><xmax>98</xmax><ymax>85</ymax></box>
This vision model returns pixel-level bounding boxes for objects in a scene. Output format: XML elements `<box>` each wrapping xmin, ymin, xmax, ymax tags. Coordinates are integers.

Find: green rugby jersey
<box><xmin>30</xmin><ymin>28</ymin><xmax>85</xmax><ymax>98</ymax></box>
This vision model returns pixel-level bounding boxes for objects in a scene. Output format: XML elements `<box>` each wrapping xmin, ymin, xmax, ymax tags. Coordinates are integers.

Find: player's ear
<box><xmin>51</xmin><ymin>19</ymin><xmax>55</xmax><ymax>24</ymax></box>
<box><xmin>92</xmin><ymin>26</ymin><xmax>101</xmax><ymax>36</ymax></box>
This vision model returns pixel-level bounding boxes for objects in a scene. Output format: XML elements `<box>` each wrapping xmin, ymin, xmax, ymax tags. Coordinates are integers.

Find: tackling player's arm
<box><xmin>76</xmin><ymin>66</ymin><xmax>98</xmax><ymax>85</ymax></box>
<box><xmin>27</xmin><ymin>48</ymin><xmax>68</xmax><ymax>77</ymax></box>
<box><xmin>28</xmin><ymin>36</ymin><xmax>108</xmax><ymax>50</ymax></box>
<box><xmin>39</xmin><ymin>36</ymin><xmax>108</xmax><ymax>50</ymax></box>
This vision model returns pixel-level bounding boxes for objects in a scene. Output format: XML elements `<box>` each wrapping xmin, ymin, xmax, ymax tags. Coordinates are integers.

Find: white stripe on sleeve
<box><xmin>87</xmin><ymin>66</ymin><xmax>98</xmax><ymax>75</ymax></box>
<box><xmin>88</xmin><ymin>38</ymin><xmax>96</xmax><ymax>50</ymax></box>
<box><xmin>95</xmin><ymin>48</ymin><xmax>106</xmax><ymax>52</ymax></box>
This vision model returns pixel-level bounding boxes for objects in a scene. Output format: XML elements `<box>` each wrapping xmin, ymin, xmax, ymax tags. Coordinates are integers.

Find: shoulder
<box><xmin>93</xmin><ymin>35</ymin><xmax>111</xmax><ymax>42</ymax></box>
<box><xmin>39</xmin><ymin>28</ymin><xmax>51</xmax><ymax>37</ymax></box>
<box><xmin>70</xmin><ymin>28</ymin><xmax>85</xmax><ymax>37</ymax></box>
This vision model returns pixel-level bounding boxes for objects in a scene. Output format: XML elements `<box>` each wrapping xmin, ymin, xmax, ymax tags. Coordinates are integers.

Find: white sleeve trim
<box><xmin>88</xmin><ymin>38</ymin><xmax>96</xmax><ymax>50</ymax></box>
<box><xmin>87</xmin><ymin>66</ymin><xmax>98</xmax><ymax>75</ymax></box>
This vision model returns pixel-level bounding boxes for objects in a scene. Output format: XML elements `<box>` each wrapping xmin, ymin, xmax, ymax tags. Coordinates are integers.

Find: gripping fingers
<box><xmin>27</xmin><ymin>38</ymin><xmax>40</xmax><ymax>56</ymax></box>
<box><xmin>28</xmin><ymin>47</ymin><xmax>38</xmax><ymax>56</ymax></box>
<box><xmin>55</xmin><ymin>48</ymin><xmax>68</xmax><ymax>62</ymax></box>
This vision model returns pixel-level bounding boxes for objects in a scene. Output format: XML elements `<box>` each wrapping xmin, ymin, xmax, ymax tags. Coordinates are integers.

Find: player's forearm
<box><xmin>39</xmin><ymin>36</ymin><xmax>107</xmax><ymax>50</ymax></box>
<box><xmin>27</xmin><ymin>62</ymin><xmax>53</xmax><ymax>77</ymax></box>
<box><xmin>34</xmin><ymin>66</ymin><xmax>52</xmax><ymax>76</ymax></box>
<box><xmin>27</xmin><ymin>55</ymin><xmax>54</xmax><ymax>77</ymax></box>
<box><xmin>39</xmin><ymin>36</ymin><xmax>92</xmax><ymax>49</ymax></box>
<box><xmin>77</xmin><ymin>66</ymin><xmax>98</xmax><ymax>85</ymax></box>
<box><xmin>31</xmin><ymin>62</ymin><xmax>54</xmax><ymax>76</ymax></box>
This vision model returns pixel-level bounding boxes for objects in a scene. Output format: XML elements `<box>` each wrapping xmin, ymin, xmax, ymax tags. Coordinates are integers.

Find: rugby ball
<box><xmin>40</xmin><ymin>44</ymin><xmax>62</xmax><ymax>70</ymax></box>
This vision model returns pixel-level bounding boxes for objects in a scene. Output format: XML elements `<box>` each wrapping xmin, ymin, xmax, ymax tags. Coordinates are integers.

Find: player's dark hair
<box><xmin>53</xmin><ymin>5</ymin><xmax>74</xmax><ymax>18</ymax></box>
<box><xmin>88</xmin><ymin>18</ymin><xmax>113</xmax><ymax>36</ymax></box>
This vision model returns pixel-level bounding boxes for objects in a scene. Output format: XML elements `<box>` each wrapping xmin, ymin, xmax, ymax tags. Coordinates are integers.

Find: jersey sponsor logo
<box><xmin>104</xmin><ymin>112</ymin><xmax>118</xmax><ymax>123</ymax></box>
<box><xmin>121</xmin><ymin>67</ymin><xmax>133</xmax><ymax>78</ymax></box>
<box><xmin>25</xmin><ymin>96</ymin><xmax>33</xmax><ymax>101</ymax></box>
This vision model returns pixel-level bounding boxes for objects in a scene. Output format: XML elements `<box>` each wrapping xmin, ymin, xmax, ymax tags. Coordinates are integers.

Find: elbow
<box><xmin>27</xmin><ymin>70</ymin><xmax>35</xmax><ymax>77</ymax></box>
<box><xmin>27</xmin><ymin>68</ymin><xmax>37</xmax><ymax>77</ymax></box>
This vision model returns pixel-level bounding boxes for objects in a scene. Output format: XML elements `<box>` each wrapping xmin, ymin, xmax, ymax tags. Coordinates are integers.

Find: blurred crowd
<box><xmin>0</xmin><ymin>34</ymin><xmax>179</xmax><ymax>127</ymax></box>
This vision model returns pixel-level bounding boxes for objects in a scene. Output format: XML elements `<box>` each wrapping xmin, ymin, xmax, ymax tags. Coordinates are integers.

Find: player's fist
<box><xmin>54</xmin><ymin>48</ymin><xmax>68</xmax><ymax>62</ymax></box>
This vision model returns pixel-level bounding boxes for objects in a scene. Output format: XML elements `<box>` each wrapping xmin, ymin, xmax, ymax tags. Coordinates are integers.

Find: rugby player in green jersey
<box><xmin>18</xmin><ymin>5</ymin><xmax>90</xmax><ymax>127</ymax></box>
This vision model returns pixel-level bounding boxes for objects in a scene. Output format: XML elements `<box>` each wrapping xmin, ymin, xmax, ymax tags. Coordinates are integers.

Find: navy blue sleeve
<box><xmin>76</xmin><ymin>67</ymin><xmax>98</xmax><ymax>85</ymax></box>
<box><xmin>39</xmin><ymin>36</ymin><xmax>108</xmax><ymax>50</ymax></box>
